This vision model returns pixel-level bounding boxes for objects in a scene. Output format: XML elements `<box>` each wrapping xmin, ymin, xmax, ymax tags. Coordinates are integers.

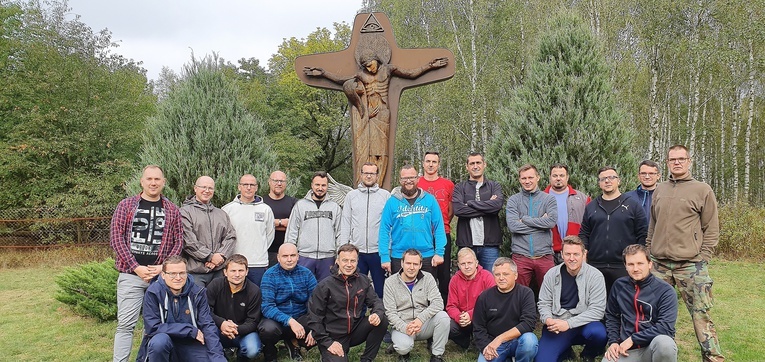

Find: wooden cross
<box><xmin>295</xmin><ymin>12</ymin><xmax>454</xmax><ymax>190</ymax></box>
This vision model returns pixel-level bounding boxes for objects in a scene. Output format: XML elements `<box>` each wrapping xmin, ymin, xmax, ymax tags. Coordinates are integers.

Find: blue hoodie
<box><xmin>624</xmin><ymin>185</ymin><xmax>654</xmax><ymax>224</ymax></box>
<box><xmin>137</xmin><ymin>274</ymin><xmax>225</xmax><ymax>362</ymax></box>
<box><xmin>378</xmin><ymin>188</ymin><xmax>446</xmax><ymax>263</ymax></box>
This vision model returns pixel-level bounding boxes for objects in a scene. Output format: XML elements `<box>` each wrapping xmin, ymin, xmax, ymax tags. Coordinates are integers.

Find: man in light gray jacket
<box><xmin>383</xmin><ymin>249</ymin><xmax>450</xmax><ymax>362</ymax></box>
<box><xmin>537</xmin><ymin>235</ymin><xmax>607</xmax><ymax>362</ymax></box>
<box><xmin>181</xmin><ymin>175</ymin><xmax>237</xmax><ymax>287</ymax></box>
<box><xmin>340</xmin><ymin>162</ymin><xmax>390</xmax><ymax>298</ymax></box>
<box><xmin>506</xmin><ymin>164</ymin><xmax>557</xmax><ymax>288</ymax></box>
<box><xmin>287</xmin><ymin>171</ymin><xmax>342</xmax><ymax>281</ymax></box>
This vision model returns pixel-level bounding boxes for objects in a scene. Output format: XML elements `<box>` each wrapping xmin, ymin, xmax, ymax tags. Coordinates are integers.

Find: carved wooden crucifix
<box><xmin>295</xmin><ymin>12</ymin><xmax>454</xmax><ymax>189</ymax></box>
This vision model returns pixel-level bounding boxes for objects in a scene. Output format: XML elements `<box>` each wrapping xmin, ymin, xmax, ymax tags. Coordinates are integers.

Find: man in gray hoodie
<box><xmin>506</xmin><ymin>164</ymin><xmax>558</xmax><ymax>289</ymax></box>
<box><xmin>181</xmin><ymin>175</ymin><xmax>237</xmax><ymax>287</ymax></box>
<box><xmin>340</xmin><ymin>163</ymin><xmax>390</xmax><ymax>297</ymax></box>
<box><xmin>286</xmin><ymin>171</ymin><xmax>342</xmax><ymax>281</ymax></box>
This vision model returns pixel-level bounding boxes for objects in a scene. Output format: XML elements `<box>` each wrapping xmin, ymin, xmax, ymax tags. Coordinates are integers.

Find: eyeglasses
<box><xmin>667</xmin><ymin>158</ymin><xmax>689</xmax><ymax>164</ymax></box>
<box><xmin>164</xmin><ymin>272</ymin><xmax>187</xmax><ymax>279</ymax></box>
<box><xmin>239</xmin><ymin>183</ymin><xmax>258</xmax><ymax>188</ymax></box>
<box><xmin>195</xmin><ymin>185</ymin><xmax>215</xmax><ymax>192</ymax></box>
<box><xmin>639</xmin><ymin>172</ymin><xmax>659</xmax><ymax>177</ymax></box>
<box><xmin>598</xmin><ymin>175</ymin><xmax>619</xmax><ymax>182</ymax></box>
<box><xmin>270</xmin><ymin>179</ymin><xmax>287</xmax><ymax>184</ymax></box>
<box><xmin>361</xmin><ymin>172</ymin><xmax>378</xmax><ymax>176</ymax></box>
<box><xmin>400</xmin><ymin>176</ymin><xmax>418</xmax><ymax>182</ymax></box>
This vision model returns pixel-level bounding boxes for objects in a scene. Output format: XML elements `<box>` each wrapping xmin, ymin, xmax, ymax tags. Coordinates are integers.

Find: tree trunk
<box><xmin>744</xmin><ymin>38</ymin><xmax>755</xmax><ymax>200</ymax></box>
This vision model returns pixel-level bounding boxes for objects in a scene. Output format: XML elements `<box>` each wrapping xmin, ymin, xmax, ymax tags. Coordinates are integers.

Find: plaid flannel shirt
<box><xmin>110</xmin><ymin>194</ymin><xmax>183</xmax><ymax>273</ymax></box>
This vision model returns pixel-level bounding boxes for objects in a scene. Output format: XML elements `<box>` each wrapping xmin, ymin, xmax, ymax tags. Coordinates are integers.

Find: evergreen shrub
<box><xmin>55</xmin><ymin>258</ymin><xmax>118</xmax><ymax>321</ymax></box>
<box><xmin>717</xmin><ymin>202</ymin><xmax>765</xmax><ymax>260</ymax></box>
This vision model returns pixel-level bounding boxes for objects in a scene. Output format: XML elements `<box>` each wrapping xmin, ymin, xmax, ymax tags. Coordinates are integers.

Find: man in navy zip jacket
<box><xmin>624</xmin><ymin>160</ymin><xmax>661</xmax><ymax>224</ymax></box>
<box><xmin>307</xmin><ymin>244</ymin><xmax>388</xmax><ymax>362</ymax></box>
<box><xmin>579</xmin><ymin>167</ymin><xmax>647</xmax><ymax>296</ymax></box>
<box><xmin>136</xmin><ymin>255</ymin><xmax>226</xmax><ymax>362</ymax></box>
<box><xmin>603</xmin><ymin>244</ymin><xmax>677</xmax><ymax>362</ymax></box>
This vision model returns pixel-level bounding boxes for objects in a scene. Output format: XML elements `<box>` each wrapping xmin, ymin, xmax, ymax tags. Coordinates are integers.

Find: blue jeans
<box><xmin>357</xmin><ymin>252</ymin><xmax>385</xmax><ymax>298</ymax></box>
<box><xmin>478</xmin><ymin>332</ymin><xmax>538</xmax><ymax>362</ymax></box>
<box><xmin>297</xmin><ymin>256</ymin><xmax>335</xmax><ymax>281</ymax></box>
<box><xmin>146</xmin><ymin>333</ymin><xmax>210</xmax><ymax>362</ymax></box>
<box><xmin>219</xmin><ymin>331</ymin><xmax>262</xmax><ymax>359</ymax></box>
<box><xmin>473</xmin><ymin>246</ymin><xmax>500</xmax><ymax>271</ymax></box>
<box><xmin>537</xmin><ymin>321</ymin><xmax>607</xmax><ymax>361</ymax></box>
<box><xmin>246</xmin><ymin>267</ymin><xmax>267</xmax><ymax>287</ymax></box>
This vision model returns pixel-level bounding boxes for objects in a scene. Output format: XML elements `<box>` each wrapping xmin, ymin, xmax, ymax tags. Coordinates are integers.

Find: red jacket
<box><xmin>445</xmin><ymin>266</ymin><xmax>495</xmax><ymax>322</ymax></box>
<box><xmin>544</xmin><ymin>185</ymin><xmax>590</xmax><ymax>252</ymax></box>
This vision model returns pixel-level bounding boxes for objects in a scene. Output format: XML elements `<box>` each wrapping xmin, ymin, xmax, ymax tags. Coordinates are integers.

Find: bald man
<box><xmin>181</xmin><ymin>176</ymin><xmax>237</xmax><ymax>287</ymax></box>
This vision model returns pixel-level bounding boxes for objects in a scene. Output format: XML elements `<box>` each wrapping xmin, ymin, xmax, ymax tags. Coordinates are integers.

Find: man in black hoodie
<box><xmin>604</xmin><ymin>244</ymin><xmax>678</xmax><ymax>362</ymax></box>
<box><xmin>307</xmin><ymin>244</ymin><xmax>388</xmax><ymax>362</ymax></box>
<box><xmin>207</xmin><ymin>254</ymin><xmax>262</xmax><ymax>362</ymax></box>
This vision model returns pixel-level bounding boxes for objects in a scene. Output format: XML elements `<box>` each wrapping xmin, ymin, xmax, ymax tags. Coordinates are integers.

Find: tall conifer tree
<box><xmin>488</xmin><ymin>12</ymin><xmax>636</xmax><ymax>197</ymax></box>
<box><xmin>136</xmin><ymin>55</ymin><xmax>278</xmax><ymax>205</ymax></box>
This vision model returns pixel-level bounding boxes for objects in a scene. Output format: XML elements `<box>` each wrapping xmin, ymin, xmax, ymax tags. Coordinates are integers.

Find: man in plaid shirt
<box><xmin>110</xmin><ymin>165</ymin><xmax>183</xmax><ymax>362</ymax></box>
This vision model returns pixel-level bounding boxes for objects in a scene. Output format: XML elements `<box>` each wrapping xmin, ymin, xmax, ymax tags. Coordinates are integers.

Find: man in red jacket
<box><xmin>544</xmin><ymin>163</ymin><xmax>590</xmax><ymax>265</ymax></box>
<box><xmin>445</xmin><ymin>248</ymin><xmax>495</xmax><ymax>350</ymax></box>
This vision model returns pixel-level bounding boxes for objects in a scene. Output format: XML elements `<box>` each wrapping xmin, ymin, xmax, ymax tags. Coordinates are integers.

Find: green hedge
<box><xmin>717</xmin><ymin>201</ymin><xmax>765</xmax><ymax>260</ymax></box>
<box><xmin>55</xmin><ymin>258</ymin><xmax>118</xmax><ymax>322</ymax></box>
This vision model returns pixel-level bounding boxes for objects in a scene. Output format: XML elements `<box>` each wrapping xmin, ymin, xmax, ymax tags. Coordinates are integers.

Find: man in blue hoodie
<box><xmin>624</xmin><ymin>160</ymin><xmax>661</xmax><ymax>224</ymax></box>
<box><xmin>379</xmin><ymin>165</ymin><xmax>447</xmax><ymax>276</ymax></box>
<box><xmin>137</xmin><ymin>255</ymin><xmax>226</xmax><ymax>362</ymax></box>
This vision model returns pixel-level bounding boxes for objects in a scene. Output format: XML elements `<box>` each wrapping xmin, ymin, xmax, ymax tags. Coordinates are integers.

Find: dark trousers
<box><xmin>146</xmin><ymin>333</ymin><xmax>210</xmax><ymax>362</ymax></box>
<box><xmin>536</xmin><ymin>321</ymin><xmax>607</xmax><ymax>361</ymax></box>
<box><xmin>358</xmin><ymin>252</ymin><xmax>385</xmax><ymax>298</ymax></box>
<box><xmin>318</xmin><ymin>315</ymin><xmax>389</xmax><ymax>362</ymax></box>
<box><xmin>391</xmin><ymin>256</ymin><xmax>434</xmax><ymax>276</ymax></box>
<box><xmin>246</xmin><ymin>267</ymin><xmax>267</xmax><ymax>287</ymax></box>
<box><xmin>596</xmin><ymin>265</ymin><xmax>628</xmax><ymax>297</ymax></box>
<box><xmin>449</xmin><ymin>319</ymin><xmax>473</xmax><ymax>350</ymax></box>
<box><xmin>435</xmin><ymin>234</ymin><xmax>453</xmax><ymax>303</ymax></box>
<box><xmin>258</xmin><ymin>314</ymin><xmax>313</xmax><ymax>360</ymax></box>
<box><xmin>297</xmin><ymin>256</ymin><xmax>335</xmax><ymax>281</ymax></box>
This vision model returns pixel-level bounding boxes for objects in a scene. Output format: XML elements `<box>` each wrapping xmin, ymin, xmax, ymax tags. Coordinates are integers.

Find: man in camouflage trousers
<box><xmin>646</xmin><ymin>144</ymin><xmax>724</xmax><ymax>362</ymax></box>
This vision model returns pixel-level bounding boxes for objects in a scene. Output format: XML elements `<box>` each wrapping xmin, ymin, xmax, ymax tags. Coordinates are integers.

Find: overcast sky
<box><xmin>65</xmin><ymin>0</ymin><xmax>363</xmax><ymax>81</ymax></box>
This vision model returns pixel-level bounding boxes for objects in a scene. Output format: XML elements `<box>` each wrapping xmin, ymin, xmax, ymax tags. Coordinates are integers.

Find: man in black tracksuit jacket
<box><xmin>604</xmin><ymin>244</ymin><xmax>678</xmax><ymax>362</ymax></box>
<box><xmin>579</xmin><ymin>167</ymin><xmax>647</xmax><ymax>295</ymax></box>
<box><xmin>206</xmin><ymin>255</ymin><xmax>263</xmax><ymax>362</ymax></box>
<box><xmin>307</xmin><ymin>244</ymin><xmax>389</xmax><ymax>362</ymax></box>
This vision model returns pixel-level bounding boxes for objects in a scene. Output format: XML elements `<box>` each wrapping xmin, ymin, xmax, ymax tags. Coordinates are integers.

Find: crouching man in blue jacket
<box><xmin>136</xmin><ymin>255</ymin><xmax>226</xmax><ymax>362</ymax></box>
<box><xmin>603</xmin><ymin>245</ymin><xmax>678</xmax><ymax>362</ymax></box>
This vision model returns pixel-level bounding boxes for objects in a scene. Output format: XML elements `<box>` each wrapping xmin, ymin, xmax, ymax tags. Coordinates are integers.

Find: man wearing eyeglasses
<box><xmin>579</xmin><ymin>167</ymin><xmax>647</xmax><ymax>296</ymax></box>
<box><xmin>647</xmin><ymin>145</ymin><xmax>724</xmax><ymax>362</ymax></box>
<box><xmin>111</xmin><ymin>165</ymin><xmax>183</xmax><ymax>362</ymax></box>
<box><xmin>223</xmin><ymin>174</ymin><xmax>275</xmax><ymax>287</ymax></box>
<box><xmin>136</xmin><ymin>255</ymin><xmax>226</xmax><ymax>362</ymax></box>
<box><xmin>379</xmin><ymin>165</ymin><xmax>447</xmax><ymax>276</ymax></box>
<box><xmin>624</xmin><ymin>160</ymin><xmax>662</xmax><ymax>224</ymax></box>
<box><xmin>181</xmin><ymin>175</ymin><xmax>237</xmax><ymax>287</ymax></box>
<box><xmin>339</xmin><ymin>162</ymin><xmax>390</xmax><ymax>297</ymax></box>
<box><xmin>263</xmin><ymin>171</ymin><xmax>297</xmax><ymax>267</ymax></box>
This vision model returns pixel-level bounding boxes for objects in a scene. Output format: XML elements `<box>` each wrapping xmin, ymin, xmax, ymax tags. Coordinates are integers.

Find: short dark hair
<box><xmin>361</xmin><ymin>162</ymin><xmax>378</xmax><ymax>174</ymax></box>
<box><xmin>518</xmin><ymin>164</ymin><xmax>538</xmax><ymax>176</ymax></box>
<box><xmin>162</xmin><ymin>255</ymin><xmax>186</xmax><ymax>272</ymax></box>
<box><xmin>638</xmin><ymin>159</ymin><xmax>660</xmax><ymax>172</ymax></box>
<box><xmin>597</xmin><ymin>166</ymin><xmax>617</xmax><ymax>176</ymax></box>
<box><xmin>225</xmin><ymin>254</ymin><xmax>249</xmax><ymax>269</ymax></box>
<box><xmin>143</xmin><ymin>164</ymin><xmax>165</xmax><ymax>176</ymax></box>
<box><xmin>622</xmin><ymin>244</ymin><xmax>650</xmax><ymax>263</ymax></box>
<box><xmin>466</xmin><ymin>152</ymin><xmax>484</xmax><ymax>163</ymax></box>
<box><xmin>400</xmin><ymin>164</ymin><xmax>417</xmax><ymax>173</ymax></box>
<box><xmin>312</xmin><ymin>171</ymin><xmax>328</xmax><ymax>182</ymax></box>
<box><xmin>402</xmin><ymin>248</ymin><xmax>422</xmax><ymax>262</ymax></box>
<box><xmin>337</xmin><ymin>243</ymin><xmax>359</xmax><ymax>255</ymax></box>
<box><xmin>424</xmin><ymin>151</ymin><xmax>440</xmax><ymax>159</ymax></box>
<box><xmin>562</xmin><ymin>235</ymin><xmax>586</xmax><ymax>253</ymax></box>
<box><xmin>549</xmin><ymin>163</ymin><xmax>569</xmax><ymax>174</ymax></box>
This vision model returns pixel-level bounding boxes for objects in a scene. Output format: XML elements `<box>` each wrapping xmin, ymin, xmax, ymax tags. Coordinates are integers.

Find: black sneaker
<box><xmin>430</xmin><ymin>354</ymin><xmax>444</xmax><ymax>362</ymax></box>
<box><xmin>386</xmin><ymin>344</ymin><xmax>396</xmax><ymax>354</ymax></box>
<box><xmin>286</xmin><ymin>339</ymin><xmax>303</xmax><ymax>361</ymax></box>
<box><xmin>397</xmin><ymin>353</ymin><xmax>411</xmax><ymax>362</ymax></box>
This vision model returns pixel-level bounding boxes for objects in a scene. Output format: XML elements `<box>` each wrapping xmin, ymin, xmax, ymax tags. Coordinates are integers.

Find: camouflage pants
<box><xmin>651</xmin><ymin>259</ymin><xmax>725</xmax><ymax>362</ymax></box>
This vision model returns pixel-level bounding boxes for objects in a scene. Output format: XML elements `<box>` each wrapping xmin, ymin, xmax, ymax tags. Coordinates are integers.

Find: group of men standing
<box><xmin>110</xmin><ymin>143</ymin><xmax>724</xmax><ymax>362</ymax></box>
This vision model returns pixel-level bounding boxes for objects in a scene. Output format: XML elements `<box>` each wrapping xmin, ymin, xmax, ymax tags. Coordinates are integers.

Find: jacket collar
<box><xmin>544</xmin><ymin>184</ymin><xmax>576</xmax><ymax>196</ymax></box>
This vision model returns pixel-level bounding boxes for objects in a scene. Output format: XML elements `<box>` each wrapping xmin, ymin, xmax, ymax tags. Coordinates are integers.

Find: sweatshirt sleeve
<box><xmin>506</xmin><ymin>196</ymin><xmax>535</xmax><ymax>234</ymax></box>
<box><xmin>285</xmin><ymin>202</ymin><xmax>301</xmax><ymax>244</ymax></box>
<box><xmin>383</xmin><ymin>277</ymin><xmax>408</xmax><ymax>333</ymax></box>
<box><xmin>634</xmin><ymin>202</ymin><xmax>648</xmax><ymax>246</ymax></box>
<box><xmin>471</xmin><ymin>293</ymin><xmax>491</xmax><ymax>351</ymax></box>
<box><xmin>378</xmin><ymin>201</ymin><xmax>394</xmax><ymax>264</ymax></box>
<box><xmin>237</xmin><ymin>286</ymin><xmax>262</xmax><ymax>336</ymax></box>
<box><xmin>537</xmin><ymin>270</ymin><xmax>555</xmax><ymax>323</ymax></box>
<box><xmin>445</xmin><ymin>278</ymin><xmax>461</xmax><ymax>322</ymax></box>
<box><xmin>521</xmin><ymin>195</ymin><xmax>557</xmax><ymax>229</ymax></box>
<box><xmin>467</xmin><ymin>182</ymin><xmax>505</xmax><ymax>214</ymax></box>
<box><xmin>431</xmin><ymin>199</ymin><xmax>447</xmax><ymax>257</ymax></box>
<box><xmin>630</xmin><ymin>285</ymin><xmax>678</xmax><ymax>346</ymax></box>
<box><xmin>339</xmin><ymin>193</ymin><xmax>352</xmax><ymax>245</ymax></box>
<box><xmin>700</xmin><ymin>188</ymin><xmax>720</xmax><ymax>262</ymax></box>
<box><xmin>415</xmin><ymin>274</ymin><xmax>444</xmax><ymax>323</ymax></box>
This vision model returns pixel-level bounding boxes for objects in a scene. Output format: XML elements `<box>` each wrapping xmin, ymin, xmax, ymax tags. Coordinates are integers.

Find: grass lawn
<box><xmin>0</xmin><ymin>259</ymin><xmax>760</xmax><ymax>361</ymax></box>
